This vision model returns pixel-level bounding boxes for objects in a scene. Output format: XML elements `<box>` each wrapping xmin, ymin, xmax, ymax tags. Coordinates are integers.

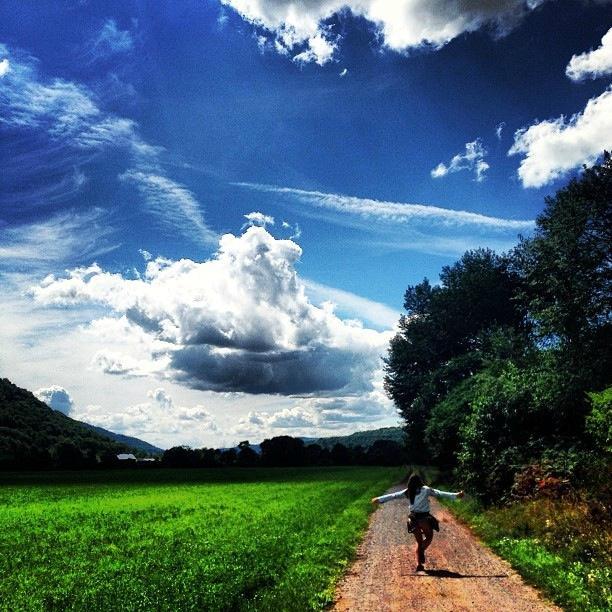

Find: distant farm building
<box><xmin>116</xmin><ymin>453</ymin><xmax>137</xmax><ymax>461</ymax></box>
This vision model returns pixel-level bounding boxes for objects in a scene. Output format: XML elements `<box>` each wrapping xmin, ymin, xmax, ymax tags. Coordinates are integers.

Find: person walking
<box><xmin>371</xmin><ymin>473</ymin><xmax>464</xmax><ymax>571</ymax></box>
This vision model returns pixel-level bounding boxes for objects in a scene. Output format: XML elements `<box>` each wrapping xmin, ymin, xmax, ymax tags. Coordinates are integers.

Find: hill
<box><xmin>0</xmin><ymin>378</ymin><xmax>141</xmax><ymax>468</ymax></box>
<box><xmin>314</xmin><ymin>427</ymin><xmax>405</xmax><ymax>450</ymax></box>
<box><xmin>80</xmin><ymin>423</ymin><xmax>163</xmax><ymax>455</ymax></box>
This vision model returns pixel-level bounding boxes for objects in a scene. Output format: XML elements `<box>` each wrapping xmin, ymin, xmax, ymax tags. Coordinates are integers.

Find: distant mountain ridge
<box><xmin>313</xmin><ymin>427</ymin><xmax>405</xmax><ymax>450</ymax></box>
<box><xmin>79</xmin><ymin>423</ymin><xmax>163</xmax><ymax>455</ymax></box>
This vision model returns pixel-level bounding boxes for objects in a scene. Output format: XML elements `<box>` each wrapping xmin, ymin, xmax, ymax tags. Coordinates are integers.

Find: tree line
<box><xmin>161</xmin><ymin>437</ymin><xmax>406</xmax><ymax>468</ymax></box>
<box><xmin>385</xmin><ymin>154</ymin><xmax>611</xmax><ymax>503</ymax></box>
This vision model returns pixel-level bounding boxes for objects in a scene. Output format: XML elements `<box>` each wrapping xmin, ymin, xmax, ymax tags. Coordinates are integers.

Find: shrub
<box><xmin>457</xmin><ymin>359</ymin><xmax>582</xmax><ymax>502</ymax></box>
<box><xmin>425</xmin><ymin>378</ymin><xmax>476</xmax><ymax>467</ymax></box>
<box><xmin>586</xmin><ymin>387</ymin><xmax>612</xmax><ymax>453</ymax></box>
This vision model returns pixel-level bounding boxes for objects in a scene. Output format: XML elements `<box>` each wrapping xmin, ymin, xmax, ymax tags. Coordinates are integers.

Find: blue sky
<box><xmin>1</xmin><ymin>1</ymin><xmax>611</xmax><ymax>447</ymax></box>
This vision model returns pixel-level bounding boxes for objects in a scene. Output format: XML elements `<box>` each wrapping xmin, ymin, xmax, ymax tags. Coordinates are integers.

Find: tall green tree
<box><xmin>514</xmin><ymin>152</ymin><xmax>612</xmax><ymax>387</ymax></box>
<box><xmin>384</xmin><ymin>249</ymin><xmax>526</xmax><ymax>461</ymax></box>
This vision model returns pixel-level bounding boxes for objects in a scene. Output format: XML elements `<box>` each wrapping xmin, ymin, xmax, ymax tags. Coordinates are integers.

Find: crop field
<box><xmin>0</xmin><ymin>467</ymin><xmax>399</xmax><ymax>611</ymax></box>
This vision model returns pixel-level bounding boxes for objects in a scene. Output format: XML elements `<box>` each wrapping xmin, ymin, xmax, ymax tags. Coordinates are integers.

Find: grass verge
<box><xmin>443</xmin><ymin>495</ymin><xmax>611</xmax><ymax>611</ymax></box>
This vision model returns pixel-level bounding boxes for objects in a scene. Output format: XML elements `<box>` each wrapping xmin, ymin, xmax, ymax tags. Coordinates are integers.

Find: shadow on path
<box><xmin>413</xmin><ymin>569</ymin><xmax>508</xmax><ymax>579</ymax></box>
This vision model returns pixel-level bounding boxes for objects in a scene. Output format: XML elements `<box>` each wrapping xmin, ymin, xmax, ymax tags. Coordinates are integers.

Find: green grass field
<box><xmin>0</xmin><ymin>467</ymin><xmax>400</xmax><ymax>611</ymax></box>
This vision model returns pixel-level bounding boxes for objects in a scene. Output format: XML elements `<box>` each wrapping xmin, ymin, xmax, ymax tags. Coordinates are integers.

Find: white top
<box><xmin>375</xmin><ymin>486</ymin><xmax>460</xmax><ymax>513</ymax></box>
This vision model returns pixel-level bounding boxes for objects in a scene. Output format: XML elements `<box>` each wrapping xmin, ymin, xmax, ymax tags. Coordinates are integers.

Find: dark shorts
<box><xmin>407</xmin><ymin>512</ymin><xmax>440</xmax><ymax>533</ymax></box>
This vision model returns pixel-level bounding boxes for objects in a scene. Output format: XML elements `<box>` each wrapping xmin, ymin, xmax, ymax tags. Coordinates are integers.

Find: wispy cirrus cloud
<box><xmin>90</xmin><ymin>19</ymin><xmax>135</xmax><ymax>60</ymax></box>
<box><xmin>0</xmin><ymin>208</ymin><xmax>119</xmax><ymax>270</ymax></box>
<box><xmin>303</xmin><ymin>279</ymin><xmax>398</xmax><ymax>330</ymax></box>
<box><xmin>0</xmin><ymin>41</ymin><xmax>213</xmax><ymax>246</ymax></box>
<box><xmin>0</xmin><ymin>44</ymin><xmax>132</xmax><ymax>145</ymax></box>
<box><xmin>119</xmin><ymin>170</ymin><xmax>217</xmax><ymax>244</ymax></box>
<box><xmin>233</xmin><ymin>183</ymin><xmax>534</xmax><ymax>232</ymax></box>
<box><xmin>366</xmin><ymin>234</ymin><xmax>521</xmax><ymax>258</ymax></box>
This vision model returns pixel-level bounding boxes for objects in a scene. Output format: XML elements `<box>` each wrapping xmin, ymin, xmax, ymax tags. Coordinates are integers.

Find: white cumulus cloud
<box><xmin>73</xmin><ymin>388</ymin><xmax>218</xmax><ymax>442</ymax></box>
<box><xmin>509</xmin><ymin>87</ymin><xmax>612</xmax><ymax>188</ymax></box>
<box><xmin>243</xmin><ymin>211</ymin><xmax>275</xmax><ymax>227</ymax></box>
<box><xmin>233</xmin><ymin>375</ymin><xmax>395</xmax><ymax>435</ymax></box>
<box><xmin>148</xmin><ymin>387</ymin><xmax>173</xmax><ymax>410</ymax></box>
<box><xmin>92</xmin><ymin>350</ymin><xmax>156</xmax><ymax>377</ymax></box>
<box><xmin>35</xmin><ymin>385</ymin><xmax>74</xmax><ymax>414</ymax></box>
<box><xmin>566</xmin><ymin>27</ymin><xmax>612</xmax><ymax>82</ymax></box>
<box><xmin>30</xmin><ymin>226</ymin><xmax>391</xmax><ymax>396</ymax></box>
<box><xmin>431</xmin><ymin>139</ymin><xmax>490</xmax><ymax>182</ymax></box>
<box><xmin>221</xmin><ymin>0</ymin><xmax>548</xmax><ymax>64</ymax></box>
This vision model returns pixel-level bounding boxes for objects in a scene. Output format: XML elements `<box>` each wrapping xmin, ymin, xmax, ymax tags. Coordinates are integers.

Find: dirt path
<box><xmin>332</xmin><ymin>487</ymin><xmax>560</xmax><ymax>612</ymax></box>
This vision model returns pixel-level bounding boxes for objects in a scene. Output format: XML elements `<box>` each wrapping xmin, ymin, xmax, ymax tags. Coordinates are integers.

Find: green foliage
<box><xmin>587</xmin><ymin>387</ymin><xmax>612</xmax><ymax>453</ymax></box>
<box><xmin>161</xmin><ymin>433</ymin><xmax>408</xmax><ymax>470</ymax></box>
<box><xmin>457</xmin><ymin>358</ymin><xmax>586</xmax><ymax>502</ymax></box>
<box><xmin>385</xmin><ymin>249</ymin><xmax>526</xmax><ymax>461</ymax></box>
<box><xmin>386</xmin><ymin>155</ymin><xmax>612</xmax><ymax>501</ymax></box>
<box><xmin>260</xmin><ymin>436</ymin><xmax>307</xmax><ymax>467</ymax></box>
<box><xmin>513</xmin><ymin>152</ymin><xmax>612</xmax><ymax>384</ymax></box>
<box><xmin>0</xmin><ymin>467</ymin><xmax>399</xmax><ymax>611</ymax></box>
<box><xmin>425</xmin><ymin>378</ymin><xmax>475</xmax><ymax>467</ymax></box>
<box><xmin>237</xmin><ymin>441</ymin><xmax>260</xmax><ymax>467</ymax></box>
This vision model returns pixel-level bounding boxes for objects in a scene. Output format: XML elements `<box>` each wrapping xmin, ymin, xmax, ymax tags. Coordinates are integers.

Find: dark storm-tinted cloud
<box><xmin>170</xmin><ymin>344</ymin><xmax>377</xmax><ymax>395</ymax></box>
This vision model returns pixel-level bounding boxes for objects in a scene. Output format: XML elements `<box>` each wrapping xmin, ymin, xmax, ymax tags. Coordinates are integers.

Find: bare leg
<box><xmin>420</xmin><ymin>522</ymin><xmax>434</xmax><ymax>563</ymax></box>
<box><xmin>412</xmin><ymin>525</ymin><xmax>424</xmax><ymax>569</ymax></box>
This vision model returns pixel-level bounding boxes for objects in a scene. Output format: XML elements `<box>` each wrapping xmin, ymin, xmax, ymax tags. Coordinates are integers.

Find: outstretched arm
<box><xmin>371</xmin><ymin>489</ymin><xmax>407</xmax><ymax>505</ymax></box>
<box><xmin>428</xmin><ymin>487</ymin><xmax>465</xmax><ymax>500</ymax></box>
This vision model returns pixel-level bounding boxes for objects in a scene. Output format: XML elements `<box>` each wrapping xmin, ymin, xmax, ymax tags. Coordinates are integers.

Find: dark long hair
<box><xmin>406</xmin><ymin>473</ymin><xmax>424</xmax><ymax>504</ymax></box>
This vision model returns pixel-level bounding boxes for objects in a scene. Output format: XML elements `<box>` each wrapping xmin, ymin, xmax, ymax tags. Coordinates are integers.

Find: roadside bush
<box><xmin>425</xmin><ymin>378</ymin><xmax>475</xmax><ymax>467</ymax></box>
<box><xmin>457</xmin><ymin>359</ymin><xmax>580</xmax><ymax>502</ymax></box>
<box><xmin>511</xmin><ymin>462</ymin><xmax>571</xmax><ymax>500</ymax></box>
<box><xmin>586</xmin><ymin>387</ymin><xmax>612</xmax><ymax>453</ymax></box>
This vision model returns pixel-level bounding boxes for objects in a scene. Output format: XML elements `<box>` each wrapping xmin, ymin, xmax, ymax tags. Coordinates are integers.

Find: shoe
<box><xmin>416</xmin><ymin>564</ymin><xmax>425</xmax><ymax>572</ymax></box>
